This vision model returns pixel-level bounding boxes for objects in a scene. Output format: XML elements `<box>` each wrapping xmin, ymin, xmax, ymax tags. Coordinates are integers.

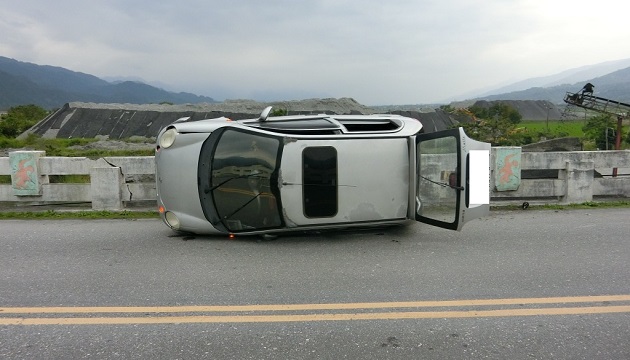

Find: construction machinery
<box><xmin>564</xmin><ymin>91</ymin><xmax>629</xmax><ymax>150</ymax></box>
<box><xmin>564</xmin><ymin>90</ymin><xmax>629</xmax><ymax>176</ymax></box>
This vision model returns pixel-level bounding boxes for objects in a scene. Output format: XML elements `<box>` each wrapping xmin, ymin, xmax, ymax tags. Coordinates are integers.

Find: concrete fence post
<box><xmin>560</xmin><ymin>160</ymin><xmax>594</xmax><ymax>204</ymax></box>
<box><xmin>90</xmin><ymin>166</ymin><xmax>124</xmax><ymax>210</ymax></box>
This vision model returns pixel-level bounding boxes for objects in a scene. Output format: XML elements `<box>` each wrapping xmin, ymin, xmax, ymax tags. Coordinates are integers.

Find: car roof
<box><xmin>239</xmin><ymin>113</ymin><xmax>423</xmax><ymax>136</ymax></box>
<box><xmin>169</xmin><ymin>112</ymin><xmax>424</xmax><ymax>137</ymax></box>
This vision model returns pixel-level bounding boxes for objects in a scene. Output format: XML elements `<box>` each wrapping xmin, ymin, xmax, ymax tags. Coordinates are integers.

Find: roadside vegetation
<box><xmin>493</xmin><ymin>200</ymin><xmax>630</xmax><ymax>211</ymax></box>
<box><xmin>1</xmin><ymin>134</ymin><xmax>154</xmax><ymax>157</ymax></box>
<box><xmin>0</xmin><ymin>104</ymin><xmax>47</xmax><ymax>137</ymax></box>
<box><xmin>442</xmin><ymin>104</ymin><xmax>630</xmax><ymax>149</ymax></box>
<box><xmin>1</xmin><ymin>104</ymin><xmax>154</xmax><ymax>157</ymax></box>
<box><xmin>0</xmin><ymin>210</ymin><xmax>159</xmax><ymax>220</ymax></box>
<box><xmin>0</xmin><ymin>201</ymin><xmax>628</xmax><ymax>220</ymax></box>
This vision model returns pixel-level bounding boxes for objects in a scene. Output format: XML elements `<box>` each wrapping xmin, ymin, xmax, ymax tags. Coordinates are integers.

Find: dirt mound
<box><xmin>21</xmin><ymin>99</ymin><xmax>377</xmax><ymax>140</ymax></box>
<box><xmin>471</xmin><ymin>100</ymin><xmax>564</xmax><ymax>120</ymax></box>
<box><xmin>20</xmin><ymin>98</ymin><xmax>463</xmax><ymax>143</ymax></box>
<box><xmin>69</xmin><ymin>97</ymin><xmax>376</xmax><ymax>115</ymax></box>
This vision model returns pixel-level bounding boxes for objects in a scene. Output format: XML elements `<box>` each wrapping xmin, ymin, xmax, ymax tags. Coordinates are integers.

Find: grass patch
<box><xmin>48</xmin><ymin>148</ymin><xmax>154</xmax><ymax>158</ymax></box>
<box><xmin>492</xmin><ymin>200</ymin><xmax>630</xmax><ymax>211</ymax></box>
<box><xmin>48</xmin><ymin>175</ymin><xmax>91</xmax><ymax>183</ymax></box>
<box><xmin>1</xmin><ymin>201</ymin><xmax>628</xmax><ymax>220</ymax></box>
<box><xmin>0</xmin><ymin>210</ymin><xmax>159</xmax><ymax>220</ymax></box>
<box><xmin>1</xmin><ymin>135</ymin><xmax>154</xmax><ymax>157</ymax></box>
<box><xmin>519</xmin><ymin>119</ymin><xmax>587</xmax><ymax>138</ymax></box>
<box><xmin>516</xmin><ymin>119</ymin><xmax>630</xmax><ymax>149</ymax></box>
<box><xmin>2</xmin><ymin>175</ymin><xmax>93</xmax><ymax>184</ymax></box>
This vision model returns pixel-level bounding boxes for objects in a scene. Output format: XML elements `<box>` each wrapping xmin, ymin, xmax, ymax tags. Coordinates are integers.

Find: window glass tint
<box><xmin>258</xmin><ymin>119</ymin><xmax>338</xmax><ymax>130</ymax></box>
<box><xmin>210</xmin><ymin>129</ymin><xmax>282</xmax><ymax>232</ymax></box>
<box><xmin>339</xmin><ymin>119</ymin><xmax>400</xmax><ymax>132</ymax></box>
<box><xmin>303</xmin><ymin>146</ymin><xmax>337</xmax><ymax>217</ymax></box>
<box><xmin>250</xmin><ymin>119</ymin><xmax>341</xmax><ymax>135</ymax></box>
<box><xmin>416</xmin><ymin>136</ymin><xmax>458</xmax><ymax>224</ymax></box>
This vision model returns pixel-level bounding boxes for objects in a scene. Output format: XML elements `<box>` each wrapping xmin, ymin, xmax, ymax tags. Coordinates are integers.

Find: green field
<box><xmin>517</xmin><ymin>119</ymin><xmax>629</xmax><ymax>149</ymax></box>
<box><xmin>518</xmin><ymin>119</ymin><xmax>587</xmax><ymax>138</ymax></box>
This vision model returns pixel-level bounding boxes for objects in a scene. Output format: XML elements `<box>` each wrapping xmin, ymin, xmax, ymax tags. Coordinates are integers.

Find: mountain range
<box><xmin>480</xmin><ymin>58</ymin><xmax>630</xmax><ymax>96</ymax></box>
<box><xmin>0</xmin><ymin>56</ymin><xmax>216</xmax><ymax>110</ymax></box>
<box><xmin>474</xmin><ymin>65</ymin><xmax>630</xmax><ymax>104</ymax></box>
<box><xmin>1</xmin><ymin>55</ymin><xmax>630</xmax><ymax>110</ymax></box>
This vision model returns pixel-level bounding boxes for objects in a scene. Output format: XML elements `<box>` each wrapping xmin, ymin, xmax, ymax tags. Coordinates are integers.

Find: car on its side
<box><xmin>155</xmin><ymin>107</ymin><xmax>490</xmax><ymax>236</ymax></box>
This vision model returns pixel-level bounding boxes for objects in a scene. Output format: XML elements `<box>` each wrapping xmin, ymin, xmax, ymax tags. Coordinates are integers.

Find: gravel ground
<box><xmin>69</xmin><ymin>97</ymin><xmax>377</xmax><ymax>115</ymax></box>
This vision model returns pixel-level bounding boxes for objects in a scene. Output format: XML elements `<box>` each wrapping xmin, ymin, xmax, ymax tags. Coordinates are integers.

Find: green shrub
<box><xmin>0</xmin><ymin>135</ymin><xmax>152</xmax><ymax>157</ymax></box>
<box><xmin>0</xmin><ymin>105</ymin><xmax>48</xmax><ymax>137</ymax></box>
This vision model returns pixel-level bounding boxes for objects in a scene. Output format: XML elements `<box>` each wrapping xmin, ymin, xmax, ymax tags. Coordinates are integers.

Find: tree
<box><xmin>582</xmin><ymin>114</ymin><xmax>615</xmax><ymax>150</ymax></box>
<box><xmin>439</xmin><ymin>104</ymin><xmax>454</xmax><ymax>112</ymax></box>
<box><xmin>270</xmin><ymin>108</ymin><xmax>287</xmax><ymax>116</ymax></box>
<box><xmin>459</xmin><ymin>103</ymin><xmax>525</xmax><ymax>146</ymax></box>
<box><xmin>0</xmin><ymin>104</ymin><xmax>48</xmax><ymax>138</ymax></box>
<box><xmin>469</xmin><ymin>103</ymin><xmax>522</xmax><ymax>124</ymax></box>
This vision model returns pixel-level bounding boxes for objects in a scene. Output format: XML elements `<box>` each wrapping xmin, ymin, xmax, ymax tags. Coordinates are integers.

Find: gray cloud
<box><xmin>2</xmin><ymin>0</ymin><xmax>630</xmax><ymax>104</ymax></box>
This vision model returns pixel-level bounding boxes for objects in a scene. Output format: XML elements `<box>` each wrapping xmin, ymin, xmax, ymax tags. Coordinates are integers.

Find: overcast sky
<box><xmin>2</xmin><ymin>0</ymin><xmax>630</xmax><ymax>105</ymax></box>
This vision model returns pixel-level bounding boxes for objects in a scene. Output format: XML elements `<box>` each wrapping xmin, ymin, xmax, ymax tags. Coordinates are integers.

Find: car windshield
<box><xmin>205</xmin><ymin>129</ymin><xmax>282</xmax><ymax>232</ymax></box>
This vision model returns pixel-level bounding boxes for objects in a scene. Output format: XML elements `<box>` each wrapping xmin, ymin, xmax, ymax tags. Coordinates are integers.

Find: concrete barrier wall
<box><xmin>491</xmin><ymin>149</ymin><xmax>630</xmax><ymax>204</ymax></box>
<box><xmin>1</xmin><ymin>149</ymin><xmax>629</xmax><ymax>210</ymax></box>
<box><xmin>1</xmin><ymin>153</ymin><xmax>155</xmax><ymax>210</ymax></box>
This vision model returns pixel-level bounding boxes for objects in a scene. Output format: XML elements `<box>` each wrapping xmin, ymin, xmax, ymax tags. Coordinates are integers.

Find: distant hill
<box><xmin>467</xmin><ymin>60</ymin><xmax>630</xmax><ymax>104</ymax></box>
<box><xmin>473</xmin><ymin>67</ymin><xmax>630</xmax><ymax>104</ymax></box>
<box><xmin>0</xmin><ymin>56</ymin><xmax>216</xmax><ymax>110</ymax></box>
<box><xmin>479</xmin><ymin>58</ymin><xmax>630</xmax><ymax>97</ymax></box>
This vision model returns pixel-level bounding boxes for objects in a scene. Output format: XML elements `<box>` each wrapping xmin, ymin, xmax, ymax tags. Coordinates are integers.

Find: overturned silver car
<box><xmin>155</xmin><ymin>107</ymin><xmax>490</xmax><ymax>236</ymax></box>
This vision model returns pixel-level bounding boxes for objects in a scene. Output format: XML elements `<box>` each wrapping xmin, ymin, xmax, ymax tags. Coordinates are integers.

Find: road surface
<box><xmin>1</xmin><ymin>208</ymin><xmax>629</xmax><ymax>359</ymax></box>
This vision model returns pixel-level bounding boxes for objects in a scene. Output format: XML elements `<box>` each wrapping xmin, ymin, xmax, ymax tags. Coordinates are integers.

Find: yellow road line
<box><xmin>2</xmin><ymin>295</ymin><xmax>629</xmax><ymax>314</ymax></box>
<box><xmin>2</xmin><ymin>306</ymin><xmax>630</xmax><ymax>326</ymax></box>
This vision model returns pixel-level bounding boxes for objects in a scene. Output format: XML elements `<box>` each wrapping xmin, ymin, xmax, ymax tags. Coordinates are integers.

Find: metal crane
<box><xmin>563</xmin><ymin>90</ymin><xmax>629</xmax><ymax>150</ymax></box>
<box><xmin>563</xmin><ymin>88</ymin><xmax>629</xmax><ymax>176</ymax></box>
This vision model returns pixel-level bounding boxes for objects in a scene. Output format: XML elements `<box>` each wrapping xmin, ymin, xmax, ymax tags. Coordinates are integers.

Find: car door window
<box><xmin>416</xmin><ymin>135</ymin><xmax>459</xmax><ymax>224</ymax></box>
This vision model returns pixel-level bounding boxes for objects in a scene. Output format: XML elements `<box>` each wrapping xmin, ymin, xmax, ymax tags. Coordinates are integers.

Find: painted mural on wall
<box><xmin>9</xmin><ymin>151</ymin><xmax>43</xmax><ymax>196</ymax></box>
<box><xmin>495</xmin><ymin>147</ymin><xmax>521</xmax><ymax>191</ymax></box>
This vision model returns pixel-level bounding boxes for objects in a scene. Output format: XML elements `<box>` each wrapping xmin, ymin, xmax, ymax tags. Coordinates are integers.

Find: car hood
<box><xmin>156</xmin><ymin>133</ymin><xmax>219</xmax><ymax>233</ymax></box>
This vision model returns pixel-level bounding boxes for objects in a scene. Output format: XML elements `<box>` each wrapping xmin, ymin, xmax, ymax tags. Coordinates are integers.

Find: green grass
<box><xmin>0</xmin><ymin>201</ymin><xmax>627</xmax><ymax>220</ymax></box>
<box><xmin>0</xmin><ymin>210</ymin><xmax>159</xmax><ymax>220</ymax></box>
<box><xmin>517</xmin><ymin>119</ymin><xmax>629</xmax><ymax>149</ymax></box>
<box><xmin>492</xmin><ymin>200</ymin><xmax>630</xmax><ymax>211</ymax></box>
<box><xmin>518</xmin><ymin>119</ymin><xmax>587</xmax><ymax>138</ymax></box>
<box><xmin>48</xmin><ymin>175</ymin><xmax>91</xmax><ymax>183</ymax></box>
<box><xmin>0</xmin><ymin>135</ymin><xmax>154</xmax><ymax>157</ymax></box>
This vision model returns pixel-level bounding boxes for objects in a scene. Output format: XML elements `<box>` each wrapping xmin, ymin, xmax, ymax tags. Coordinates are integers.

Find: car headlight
<box><xmin>159</xmin><ymin>128</ymin><xmax>178</xmax><ymax>149</ymax></box>
<box><xmin>164</xmin><ymin>211</ymin><xmax>181</xmax><ymax>230</ymax></box>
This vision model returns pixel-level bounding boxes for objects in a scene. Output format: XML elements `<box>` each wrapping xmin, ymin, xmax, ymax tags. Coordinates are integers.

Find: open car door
<box><xmin>415</xmin><ymin>127</ymin><xmax>490</xmax><ymax>231</ymax></box>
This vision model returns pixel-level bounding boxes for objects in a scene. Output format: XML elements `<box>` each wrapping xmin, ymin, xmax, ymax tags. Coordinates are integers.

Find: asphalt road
<box><xmin>1</xmin><ymin>208</ymin><xmax>629</xmax><ymax>359</ymax></box>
